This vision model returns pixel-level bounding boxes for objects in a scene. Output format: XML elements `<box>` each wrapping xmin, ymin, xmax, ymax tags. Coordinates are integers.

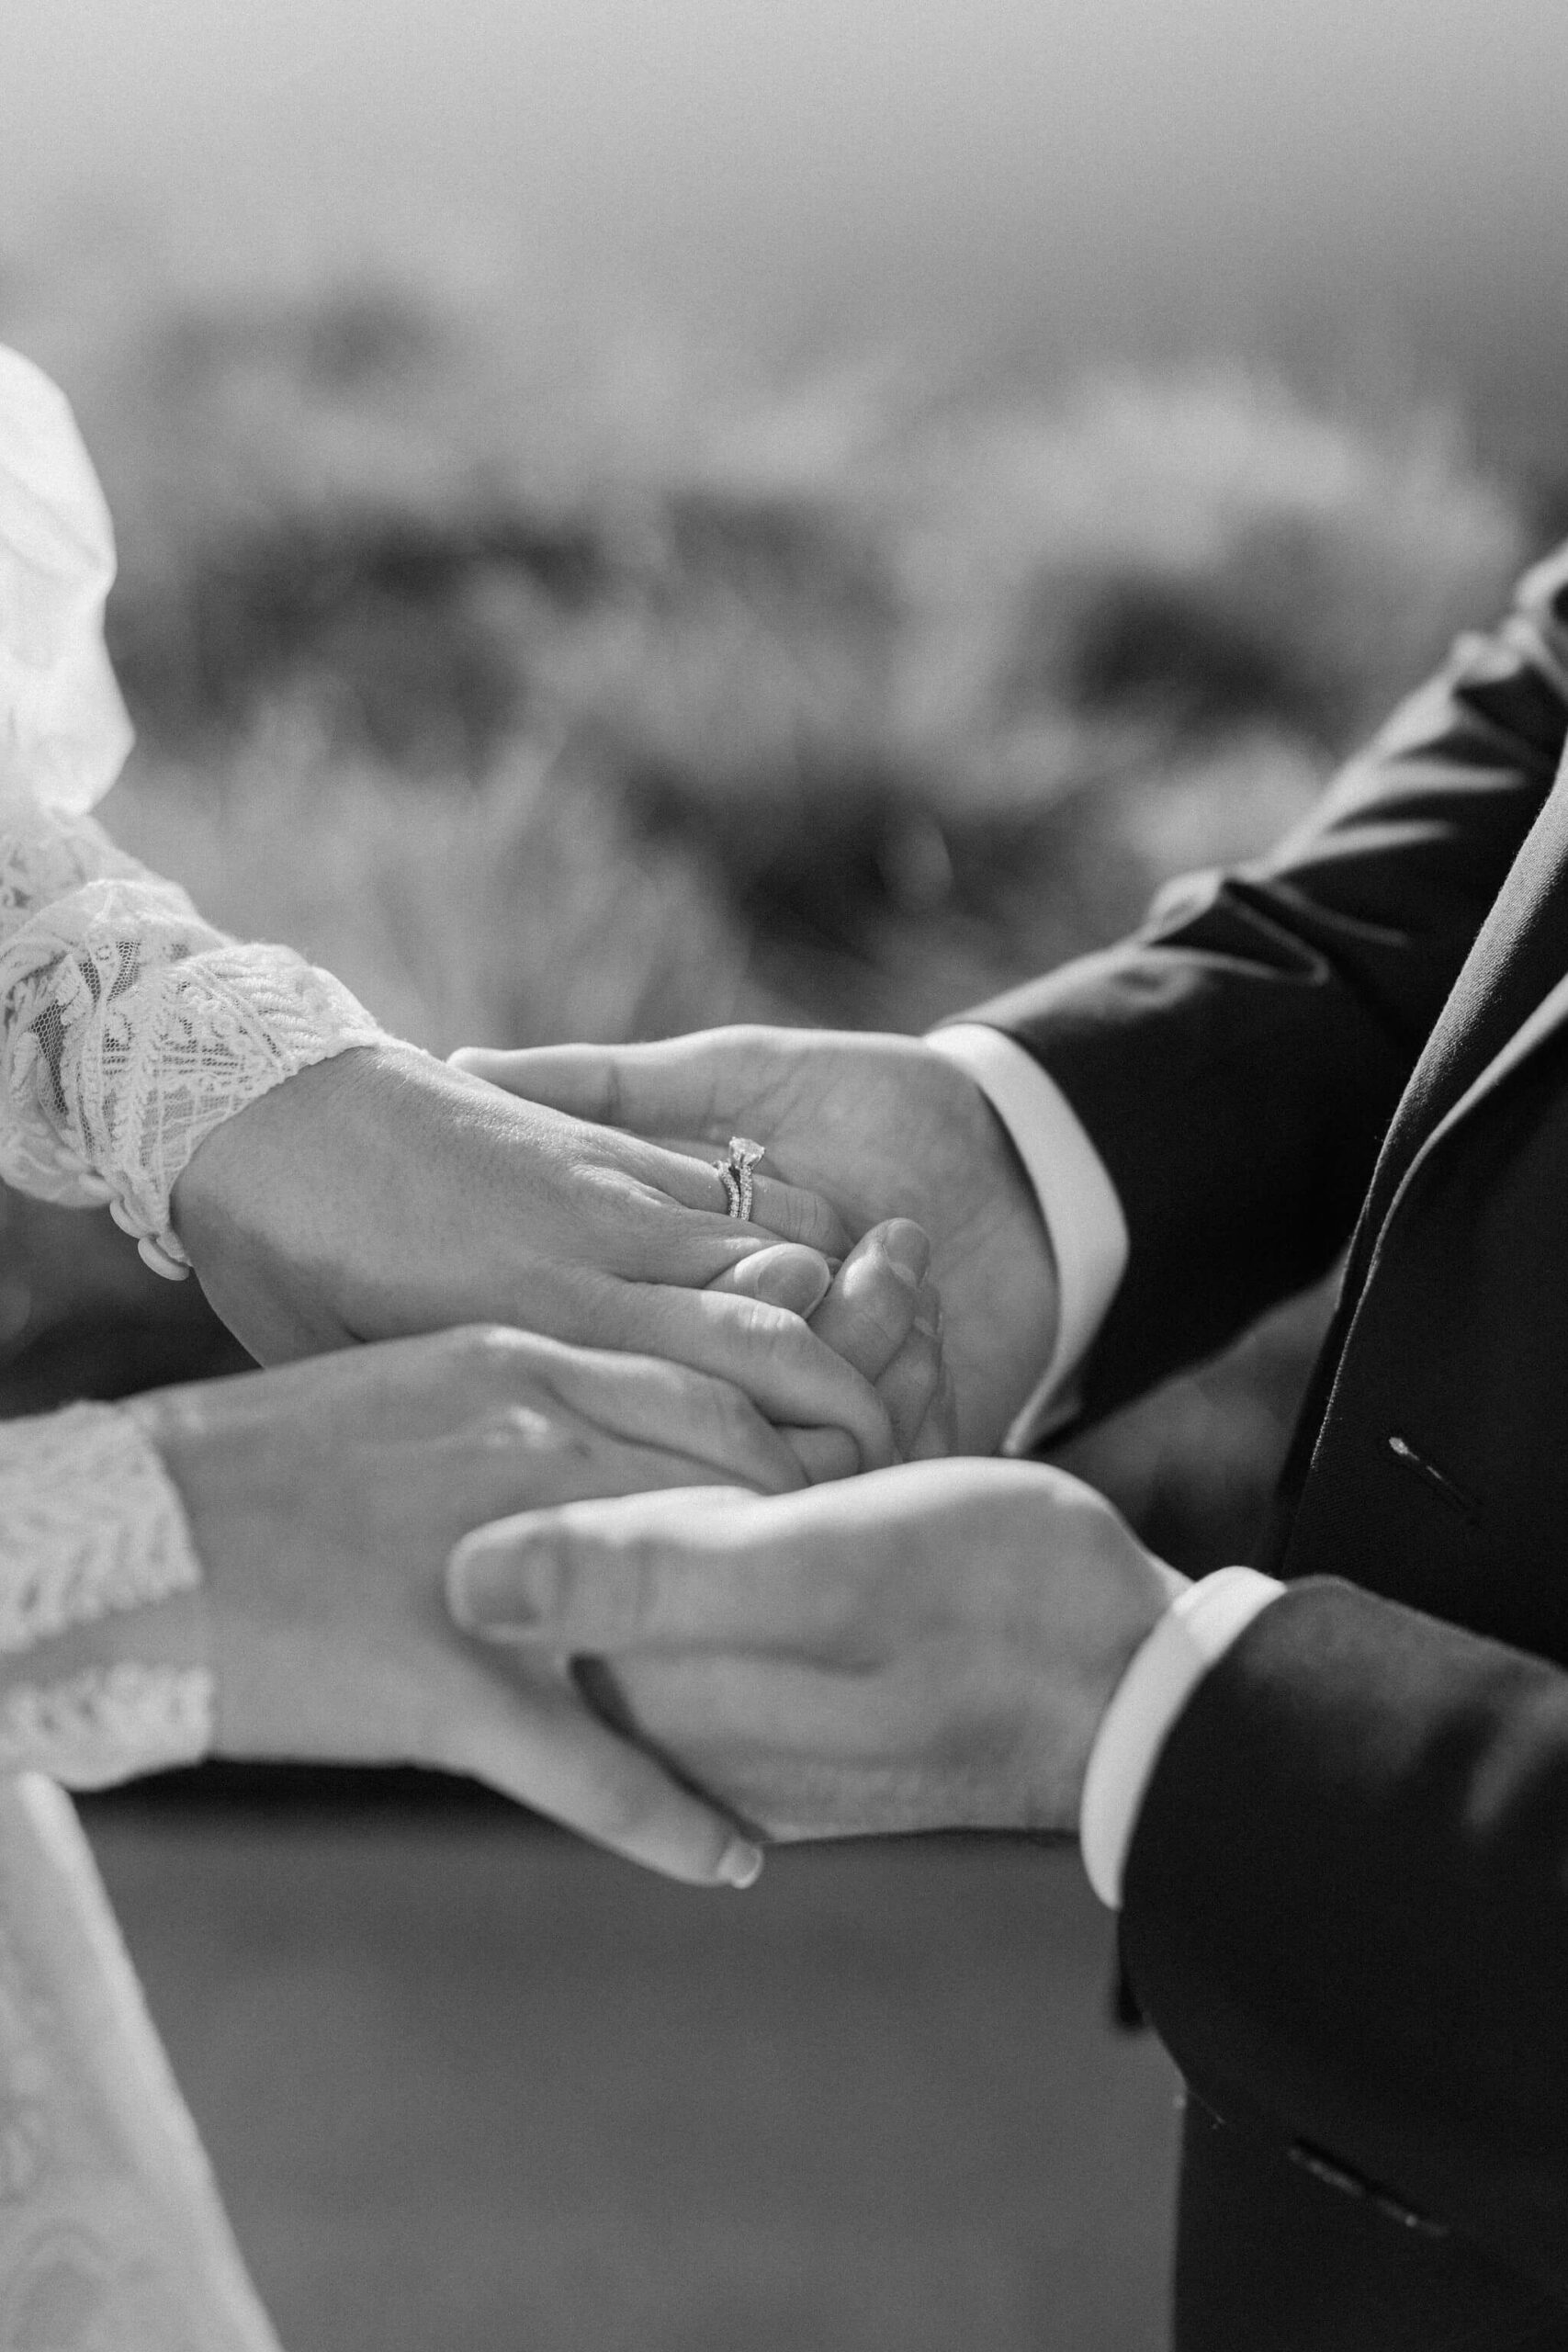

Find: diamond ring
<box><xmin>716</xmin><ymin>1135</ymin><xmax>765</xmax><ymax>1220</ymax></box>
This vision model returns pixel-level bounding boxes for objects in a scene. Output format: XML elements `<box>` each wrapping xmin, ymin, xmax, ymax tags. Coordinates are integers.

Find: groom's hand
<box><xmin>450</xmin><ymin>1029</ymin><xmax>1058</xmax><ymax>1453</ymax></box>
<box><xmin>172</xmin><ymin>1043</ymin><xmax>901</xmax><ymax>1473</ymax></box>
<box><xmin>447</xmin><ymin>1459</ymin><xmax>1180</xmax><ymax>1849</ymax></box>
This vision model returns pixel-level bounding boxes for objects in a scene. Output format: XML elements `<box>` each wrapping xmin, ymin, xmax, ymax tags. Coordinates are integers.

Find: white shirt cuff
<box><xmin>1079</xmin><ymin>1566</ymin><xmax>1285</xmax><ymax>1911</ymax></box>
<box><xmin>925</xmin><ymin>1023</ymin><xmax>1129</xmax><ymax>1450</ymax></box>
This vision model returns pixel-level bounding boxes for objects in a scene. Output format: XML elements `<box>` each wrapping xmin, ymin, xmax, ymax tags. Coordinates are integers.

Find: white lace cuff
<box><xmin>0</xmin><ymin>824</ymin><xmax>388</xmax><ymax>1272</ymax></box>
<box><xmin>0</xmin><ymin>1402</ymin><xmax>212</xmax><ymax>1787</ymax></box>
<box><xmin>0</xmin><ymin>1663</ymin><xmax>212</xmax><ymax>1788</ymax></box>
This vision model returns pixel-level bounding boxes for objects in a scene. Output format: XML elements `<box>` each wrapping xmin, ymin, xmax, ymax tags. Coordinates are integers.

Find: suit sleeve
<box><xmin>960</xmin><ymin>544</ymin><xmax>1568</xmax><ymax>1418</ymax></box>
<box><xmin>1121</xmin><ymin>1579</ymin><xmax>1568</xmax><ymax>2298</ymax></box>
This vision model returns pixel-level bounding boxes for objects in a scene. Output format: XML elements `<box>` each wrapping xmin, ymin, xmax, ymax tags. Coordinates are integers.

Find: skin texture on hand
<box><xmin>120</xmin><ymin>1220</ymin><xmax>942</xmax><ymax>1883</ymax></box>
<box><xmin>447</xmin><ymin>1458</ymin><xmax>1178</xmax><ymax>1857</ymax></box>
<box><xmin>808</xmin><ymin>1216</ymin><xmax>953</xmax><ymax>1462</ymax></box>
<box><xmin>169</xmin><ymin>1042</ymin><xmax>900</xmax><ymax>1473</ymax></box>
<box><xmin>450</xmin><ymin>1028</ymin><xmax>1058</xmax><ymax>1454</ymax></box>
<box><xmin>126</xmin><ymin>1328</ymin><xmax>788</xmax><ymax>1883</ymax></box>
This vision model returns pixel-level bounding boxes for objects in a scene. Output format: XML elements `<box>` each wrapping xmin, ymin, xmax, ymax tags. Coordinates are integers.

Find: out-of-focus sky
<box><xmin>5</xmin><ymin>0</ymin><xmax>1567</xmax><ymax>449</ymax></box>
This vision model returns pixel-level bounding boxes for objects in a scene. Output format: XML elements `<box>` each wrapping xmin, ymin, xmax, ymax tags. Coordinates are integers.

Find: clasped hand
<box><xmin>137</xmin><ymin>1218</ymin><xmax>951</xmax><ymax>1883</ymax></box>
<box><xmin>171</xmin><ymin>1041</ymin><xmax>946</xmax><ymax>1476</ymax></box>
<box><xmin>153</xmin><ymin>1020</ymin><xmax>1134</xmax><ymax>1879</ymax></box>
<box><xmin>446</xmin><ymin>1459</ymin><xmax>1182</xmax><ymax>1861</ymax></box>
<box><xmin>452</xmin><ymin>1023</ymin><xmax>1061</xmax><ymax>1453</ymax></box>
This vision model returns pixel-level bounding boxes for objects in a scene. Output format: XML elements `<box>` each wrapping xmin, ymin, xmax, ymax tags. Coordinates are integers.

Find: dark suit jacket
<box><xmin>965</xmin><ymin>545</ymin><xmax>1568</xmax><ymax>2347</ymax></box>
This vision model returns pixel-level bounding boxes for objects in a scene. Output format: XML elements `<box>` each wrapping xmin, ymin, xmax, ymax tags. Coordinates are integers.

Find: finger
<box><xmin>743</xmin><ymin>1170</ymin><xmax>854</xmax><ymax>1254</ymax></box>
<box><xmin>537</xmin><ymin>1342</ymin><xmax>809</xmax><ymax>1496</ymax></box>
<box><xmin>456</xmin><ymin>1670</ymin><xmax>762</xmax><ymax>1888</ymax></box>
<box><xmin>450</xmin><ymin>1036</ymin><xmax>740</xmax><ymax>1135</ymax></box>
<box><xmin>616</xmin><ymin>1284</ymin><xmax>897</xmax><ymax>1471</ymax></box>
<box><xmin>446</xmin><ymin>1485</ymin><xmax>859</xmax><ymax>1657</ymax></box>
<box><xmin>807</xmin><ymin>1220</ymin><xmax>931</xmax><ymax>1387</ymax></box>
<box><xmin>635</xmin><ymin>1136</ymin><xmax>863</xmax><ymax>1261</ymax></box>
<box><xmin>707</xmin><ymin>1242</ymin><xmax>832</xmax><ymax>1319</ymax></box>
<box><xmin>875</xmin><ymin>1318</ymin><xmax>946</xmax><ymax>1461</ymax></box>
<box><xmin>559</xmin><ymin>1135</ymin><xmax>849</xmax><ymax>1271</ymax></box>
<box><xmin>617</xmin><ymin>1140</ymin><xmax>851</xmax><ymax>1261</ymax></box>
<box><xmin>641</xmin><ymin>1132</ymin><xmax>850</xmax><ymax>1239</ymax></box>
<box><xmin>453</xmin><ymin>1041</ymin><xmax>852</xmax><ymax>1259</ymax></box>
<box><xmin>532</xmin><ymin>1429</ymin><xmax>809</xmax><ymax>1500</ymax></box>
<box><xmin>903</xmin><ymin>1345</ymin><xmax>960</xmax><ymax>1460</ymax></box>
<box><xmin>458</xmin><ymin>1416</ymin><xmax>807</xmax><ymax>1517</ymax></box>
<box><xmin>779</xmin><ymin>1425</ymin><xmax>863</xmax><ymax>1484</ymax></box>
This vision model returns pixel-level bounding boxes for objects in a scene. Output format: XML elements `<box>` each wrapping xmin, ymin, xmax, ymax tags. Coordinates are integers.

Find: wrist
<box><xmin>123</xmin><ymin>1372</ymin><xmax>302</xmax><ymax>1763</ymax></box>
<box><xmin>1003</xmin><ymin>1468</ymin><xmax>1179</xmax><ymax>1833</ymax></box>
<box><xmin>170</xmin><ymin>1039</ymin><xmax>425</xmax><ymax>1351</ymax></box>
<box><xmin>172</xmin><ymin>1037</ymin><xmax>405</xmax><ymax>1241</ymax></box>
<box><xmin>1061</xmin><ymin>1546</ymin><xmax>1182</xmax><ymax>1829</ymax></box>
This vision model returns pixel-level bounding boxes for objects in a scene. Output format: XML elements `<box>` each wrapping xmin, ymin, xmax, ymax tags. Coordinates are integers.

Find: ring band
<box><xmin>716</xmin><ymin>1135</ymin><xmax>764</xmax><ymax>1220</ymax></box>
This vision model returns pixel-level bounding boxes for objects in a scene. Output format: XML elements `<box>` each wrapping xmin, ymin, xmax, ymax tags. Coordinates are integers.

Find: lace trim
<box><xmin>0</xmin><ymin>1404</ymin><xmax>202</xmax><ymax>1655</ymax></box>
<box><xmin>0</xmin><ymin>1666</ymin><xmax>212</xmax><ymax>1788</ymax></box>
<box><xmin>0</xmin><ymin>848</ymin><xmax>387</xmax><ymax>1267</ymax></box>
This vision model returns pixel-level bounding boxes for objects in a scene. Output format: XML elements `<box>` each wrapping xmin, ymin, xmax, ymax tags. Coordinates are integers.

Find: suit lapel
<box><xmin>1260</xmin><ymin>755</ymin><xmax>1568</xmax><ymax>1571</ymax></box>
<box><xmin>1347</xmin><ymin>750</ymin><xmax>1568</xmax><ymax>1258</ymax></box>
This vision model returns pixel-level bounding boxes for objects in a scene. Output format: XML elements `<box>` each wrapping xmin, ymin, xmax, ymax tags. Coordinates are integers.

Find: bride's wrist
<box><xmin>122</xmin><ymin>1378</ymin><xmax>256</xmax><ymax>1578</ymax></box>
<box><xmin>172</xmin><ymin>1039</ymin><xmax>406</xmax><ymax>1229</ymax></box>
<box><xmin>122</xmin><ymin>1375</ymin><xmax>294</xmax><ymax>1762</ymax></box>
<box><xmin>169</xmin><ymin>1040</ymin><xmax>426</xmax><ymax>1323</ymax></box>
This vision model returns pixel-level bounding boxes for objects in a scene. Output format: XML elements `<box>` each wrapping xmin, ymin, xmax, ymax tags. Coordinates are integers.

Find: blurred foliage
<box><xmin>0</xmin><ymin>258</ymin><xmax>1537</xmax><ymax>1566</ymax></box>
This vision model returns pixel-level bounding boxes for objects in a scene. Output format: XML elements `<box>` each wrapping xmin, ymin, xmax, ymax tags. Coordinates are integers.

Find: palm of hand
<box><xmin>734</xmin><ymin>1041</ymin><xmax>1052</xmax><ymax>1452</ymax></box>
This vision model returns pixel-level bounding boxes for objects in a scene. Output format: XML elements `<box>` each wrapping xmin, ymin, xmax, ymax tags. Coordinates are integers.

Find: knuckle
<box><xmin>789</xmin><ymin>1191</ymin><xmax>840</xmax><ymax>1254</ymax></box>
<box><xmin>714</xmin><ymin>1292</ymin><xmax>778</xmax><ymax>1351</ymax></box>
<box><xmin>497</xmin><ymin>1402</ymin><xmax>588</xmax><ymax>1464</ymax></box>
<box><xmin>745</xmin><ymin>1295</ymin><xmax>809</xmax><ymax>1352</ymax></box>
<box><xmin>446</xmin><ymin>1323</ymin><xmax>524</xmax><ymax>1387</ymax></box>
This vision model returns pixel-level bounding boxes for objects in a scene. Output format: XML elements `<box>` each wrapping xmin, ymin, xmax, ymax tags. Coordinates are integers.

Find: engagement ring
<box><xmin>716</xmin><ymin>1135</ymin><xmax>765</xmax><ymax>1220</ymax></box>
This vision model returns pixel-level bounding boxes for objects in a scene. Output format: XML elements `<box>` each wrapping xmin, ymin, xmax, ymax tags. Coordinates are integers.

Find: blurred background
<box><xmin>4</xmin><ymin>3</ymin><xmax>1565</xmax><ymax>2344</ymax></box>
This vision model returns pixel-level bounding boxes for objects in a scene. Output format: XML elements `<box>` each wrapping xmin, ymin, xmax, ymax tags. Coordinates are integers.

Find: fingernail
<box><xmin>913</xmin><ymin>1283</ymin><xmax>944</xmax><ymax>1342</ymax></box>
<box><xmin>883</xmin><ymin>1221</ymin><xmax>931</xmax><ymax>1288</ymax></box>
<box><xmin>719</xmin><ymin>1838</ymin><xmax>765</xmax><ymax>1890</ymax></box>
<box><xmin>446</xmin><ymin>1536</ymin><xmax>548</xmax><ymax>1636</ymax></box>
<box><xmin>735</xmin><ymin>1245</ymin><xmax>832</xmax><ymax>1317</ymax></box>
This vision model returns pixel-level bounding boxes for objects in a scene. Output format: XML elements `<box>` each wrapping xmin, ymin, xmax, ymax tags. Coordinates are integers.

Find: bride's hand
<box><xmin>169</xmin><ymin>1042</ymin><xmax>898</xmax><ymax>1472</ymax></box>
<box><xmin>451</xmin><ymin>1026</ymin><xmax>1055</xmax><ymax>1453</ymax></box>
<box><xmin>126</xmin><ymin>1324</ymin><xmax>813</xmax><ymax>1883</ymax></box>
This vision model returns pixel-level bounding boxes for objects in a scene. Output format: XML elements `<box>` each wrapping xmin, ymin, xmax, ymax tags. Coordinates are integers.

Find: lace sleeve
<box><xmin>0</xmin><ymin>1402</ymin><xmax>212</xmax><ymax>1786</ymax></box>
<box><xmin>0</xmin><ymin>803</ymin><xmax>389</xmax><ymax>1273</ymax></box>
<box><xmin>0</xmin><ymin>345</ymin><xmax>392</xmax><ymax>1272</ymax></box>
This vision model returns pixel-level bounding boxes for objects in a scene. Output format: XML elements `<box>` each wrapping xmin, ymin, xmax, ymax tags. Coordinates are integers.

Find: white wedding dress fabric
<box><xmin>0</xmin><ymin>343</ymin><xmax>401</xmax><ymax>2346</ymax></box>
<box><xmin>0</xmin><ymin>341</ymin><xmax>389</xmax><ymax>1781</ymax></box>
